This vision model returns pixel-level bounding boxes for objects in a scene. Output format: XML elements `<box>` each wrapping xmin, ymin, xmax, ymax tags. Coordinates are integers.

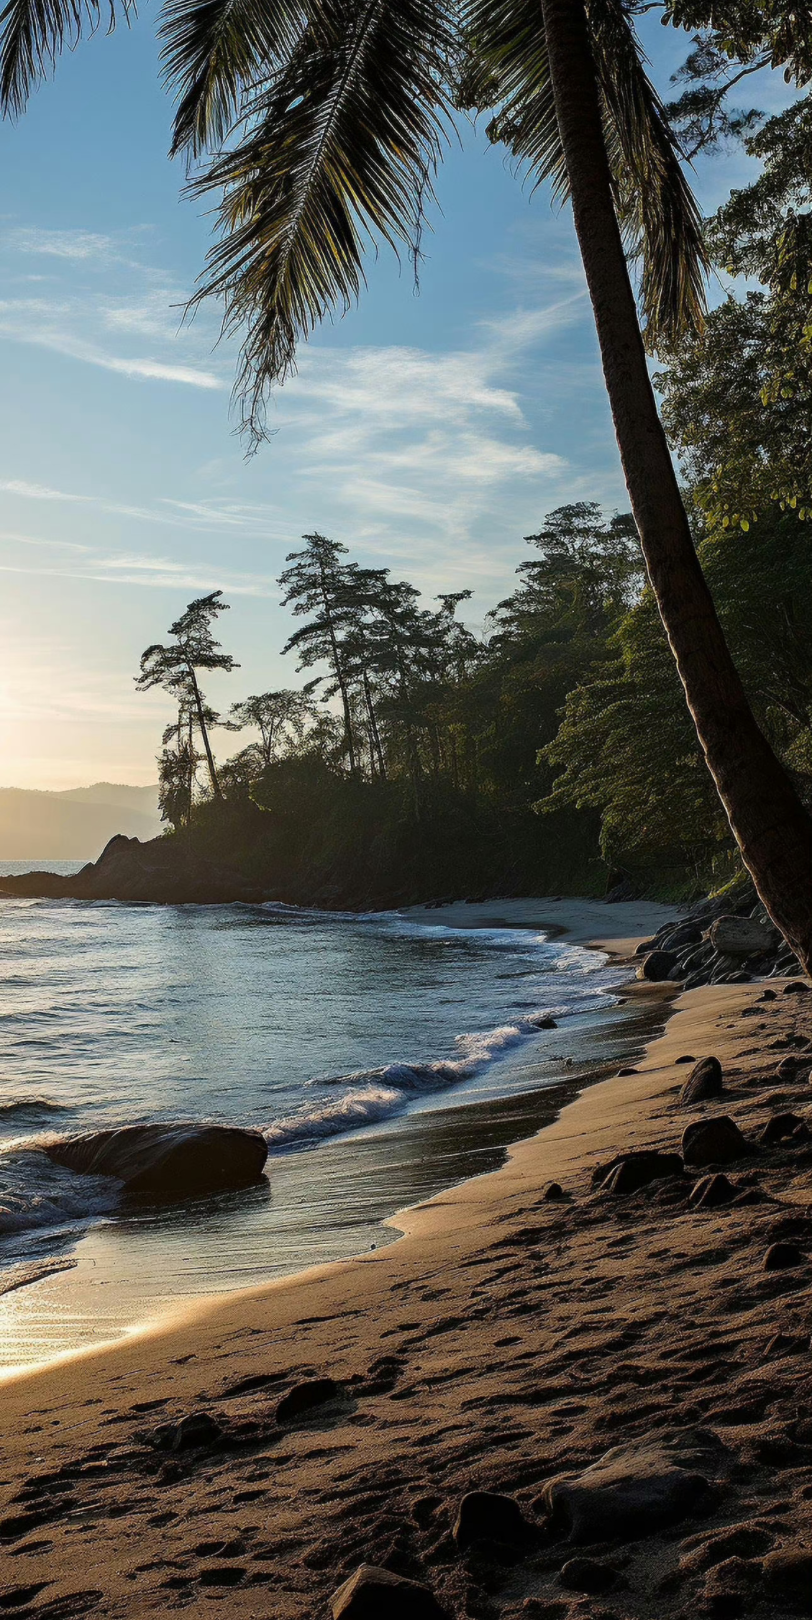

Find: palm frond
<box><xmin>159</xmin><ymin>0</ymin><xmax>304</xmax><ymax>157</ymax></box>
<box><xmin>0</xmin><ymin>0</ymin><xmax>130</xmax><ymax>116</ymax></box>
<box><xmin>590</xmin><ymin>0</ymin><xmax>708</xmax><ymax>346</ymax></box>
<box><xmin>464</xmin><ymin>0</ymin><xmax>708</xmax><ymax>347</ymax></box>
<box><xmin>188</xmin><ymin>0</ymin><xmax>454</xmax><ymax>447</ymax></box>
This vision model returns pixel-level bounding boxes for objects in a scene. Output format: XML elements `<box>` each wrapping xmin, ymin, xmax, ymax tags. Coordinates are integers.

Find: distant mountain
<box><xmin>0</xmin><ymin>784</ymin><xmax>162</xmax><ymax>861</ymax></box>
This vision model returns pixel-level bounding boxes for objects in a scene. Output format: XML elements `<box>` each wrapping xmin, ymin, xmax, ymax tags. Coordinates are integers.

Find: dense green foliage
<box><xmin>143</xmin><ymin>494</ymin><xmax>812</xmax><ymax>905</ymax></box>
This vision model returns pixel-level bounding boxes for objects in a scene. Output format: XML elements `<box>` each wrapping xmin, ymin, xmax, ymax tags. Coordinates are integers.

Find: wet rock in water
<box><xmin>690</xmin><ymin>1173</ymin><xmax>735</xmax><ymax>1209</ymax></box>
<box><xmin>44</xmin><ymin>1122</ymin><xmax>268</xmax><ymax>1198</ymax></box>
<box><xmin>636</xmin><ymin>950</ymin><xmax>677</xmax><ymax>982</ymax></box>
<box><xmin>535</xmin><ymin>1017</ymin><xmax>558</xmax><ymax>1030</ymax></box>
<box><xmin>760</xmin><ymin>1111</ymin><xmax>808</xmax><ymax>1146</ymax></box>
<box><xmin>708</xmin><ymin>916</ymin><xmax>779</xmax><ymax>957</ymax></box>
<box><xmin>541</xmin><ymin>1433</ymin><xmax>720</xmax><ymax>1544</ymax></box>
<box><xmin>682</xmin><ymin>1117</ymin><xmax>750</xmax><ymax>1168</ymax></box>
<box><xmin>680</xmin><ymin>1057</ymin><xmax>724</xmax><ymax>1105</ymax></box>
<box><xmin>558</xmin><ymin>1556</ymin><xmax>618</xmax><ymax>1594</ymax></box>
<box><xmin>593</xmin><ymin>1150</ymin><xmax>683</xmax><ymax>1197</ymax></box>
<box><xmin>453</xmin><ymin>1491</ymin><xmax>529</xmax><ymax>1550</ymax></box>
<box><xmin>153</xmin><ymin>1412</ymin><xmax>223</xmax><ymax>1452</ymax></box>
<box><xmin>764</xmin><ymin>1242</ymin><xmax>804</xmax><ymax>1272</ymax></box>
<box><xmin>543</xmin><ymin>1182</ymin><xmax>565</xmax><ymax>1201</ymax></box>
<box><xmin>276</xmin><ymin>1378</ymin><xmax>339</xmax><ymax>1424</ymax></box>
<box><xmin>762</xmin><ymin>1546</ymin><xmax>812</xmax><ymax>1607</ymax></box>
<box><xmin>331</xmin><ymin>1564</ymin><xmax>450</xmax><ymax>1619</ymax></box>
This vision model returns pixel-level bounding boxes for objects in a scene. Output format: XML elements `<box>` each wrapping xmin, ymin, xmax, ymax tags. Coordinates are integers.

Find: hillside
<box><xmin>0</xmin><ymin>784</ymin><xmax>161</xmax><ymax>861</ymax></box>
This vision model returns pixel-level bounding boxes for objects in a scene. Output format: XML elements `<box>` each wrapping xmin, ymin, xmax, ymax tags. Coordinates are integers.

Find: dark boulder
<box><xmin>764</xmin><ymin>1242</ymin><xmax>804</xmax><ymax>1272</ymax></box>
<box><xmin>593</xmin><ymin>1150</ymin><xmax>684</xmax><ymax>1196</ymax></box>
<box><xmin>44</xmin><ymin>1122</ymin><xmax>268</xmax><ymax>1198</ymax></box>
<box><xmin>331</xmin><ymin>1565</ymin><xmax>450</xmax><ymax>1620</ymax></box>
<box><xmin>276</xmin><ymin>1378</ymin><xmax>339</xmax><ymax>1424</ymax></box>
<box><xmin>689</xmin><ymin>1173</ymin><xmax>735</xmax><ymax>1209</ymax></box>
<box><xmin>542</xmin><ymin>1181</ymin><xmax>565</xmax><ymax>1201</ymax></box>
<box><xmin>541</xmin><ymin>1433</ymin><xmax>720</xmax><ymax>1543</ymax></box>
<box><xmin>708</xmin><ymin>916</ymin><xmax>779</xmax><ymax>957</ymax></box>
<box><xmin>682</xmin><ymin>1116</ymin><xmax>750</xmax><ymax>1168</ymax></box>
<box><xmin>452</xmin><ymin>1491</ymin><xmax>529</xmax><ymax>1550</ymax></box>
<box><xmin>636</xmin><ymin>951</ymin><xmax>677</xmax><ymax>982</ymax></box>
<box><xmin>783</xmin><ymin>981</ymin><xmax>811</xmax><ymax>996</ymax></box>
<box><xmin>680</xmin><ymin>1057</ymin><xmax>723</xmax><ymax>1105</ymax></box>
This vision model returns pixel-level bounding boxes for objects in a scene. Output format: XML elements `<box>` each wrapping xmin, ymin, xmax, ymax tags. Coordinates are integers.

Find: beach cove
<box><xmin>0</xmin><ymin>902</ymin><xmax>810</xmax><ymax>1617</ymax></box>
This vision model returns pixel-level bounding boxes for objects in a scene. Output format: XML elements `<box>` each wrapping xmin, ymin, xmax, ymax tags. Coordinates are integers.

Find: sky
<box><xmin>0</xmin><ymin>12</ymin><xmax>790</xmax><ymax>787</ymax></box>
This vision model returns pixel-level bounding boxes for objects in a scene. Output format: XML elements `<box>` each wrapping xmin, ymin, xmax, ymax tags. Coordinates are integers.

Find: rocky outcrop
<box><xmin>44</xmin><ymin>1122</ymin><xmax>268</xmax><ymax>1198</ymax></box>
<box><xmin>636</xmin><ymin>882</ymin><xmax>808</xmax><ymax>988</ymax></box>
<box><xmin>0</xmin><ymin>834</ymin><xmax>267</xmax><ymax>906</ymax></box>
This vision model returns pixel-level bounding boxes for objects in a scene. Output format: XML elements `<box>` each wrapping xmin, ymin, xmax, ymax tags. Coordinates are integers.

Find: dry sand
<box><xmin>1</xmin><ymin>904</ymin><xmax>811</xmax><ymax>1618</ymax></box>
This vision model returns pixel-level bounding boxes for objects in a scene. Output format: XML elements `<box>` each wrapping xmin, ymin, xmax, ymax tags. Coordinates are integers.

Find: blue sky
<box><xmin>0</xmin><ymin>12</ymin><xmax>789</xmax><ymax>787</ymax></box>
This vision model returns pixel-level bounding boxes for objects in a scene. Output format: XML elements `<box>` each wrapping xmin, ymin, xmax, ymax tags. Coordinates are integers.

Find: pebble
<box><xmin>543</xmin><ymin>1182</ymin><xmax>565</xmax><ymax>1201</ymax></box>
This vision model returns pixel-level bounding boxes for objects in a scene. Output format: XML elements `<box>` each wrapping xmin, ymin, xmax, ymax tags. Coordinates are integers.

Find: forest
<box><xmin>116</xmin><ymin>21</ymin><xmax>812</xmax><ymax>912</ymax></box>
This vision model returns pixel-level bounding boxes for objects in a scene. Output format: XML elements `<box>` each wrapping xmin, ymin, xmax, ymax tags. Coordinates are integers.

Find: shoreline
<box><xmin>0</xmin><ymin>896</ymin><xmax>678</xmax><ymax>1376</ymax></box>
<box><xmin>5</xmin><ymin>902</ymin><xmax>811</xmax><ymax>1616</ymax></box>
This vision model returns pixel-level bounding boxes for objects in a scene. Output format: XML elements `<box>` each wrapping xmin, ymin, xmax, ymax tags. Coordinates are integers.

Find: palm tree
<box><xmin>3</xmin><ymin>0</ymin><xmax>811</xmax><ymax>969</ymax></box>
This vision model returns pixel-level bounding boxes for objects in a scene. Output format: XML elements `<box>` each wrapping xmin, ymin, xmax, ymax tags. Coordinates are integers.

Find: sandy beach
<box><xmin>0</xmin><ymin>899</ymin><xmax>810</xmax><ymax>1619</ymax></box>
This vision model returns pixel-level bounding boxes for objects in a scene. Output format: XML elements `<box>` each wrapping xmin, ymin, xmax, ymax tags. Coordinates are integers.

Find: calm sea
<box><xmin>0</xmin><ymin>876</ymin><xmax>658</xmax><ymax>1372</ymax></box>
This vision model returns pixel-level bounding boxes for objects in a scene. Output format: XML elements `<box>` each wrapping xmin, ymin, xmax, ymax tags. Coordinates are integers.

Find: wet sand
<box><xmin>0</xmin><ymin>895</ymin><xmax>810</xmax><ymax>1615</ymax></box>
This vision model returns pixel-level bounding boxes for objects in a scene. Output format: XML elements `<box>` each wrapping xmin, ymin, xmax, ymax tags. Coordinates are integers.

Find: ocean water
<box><xmin>0</xmin><ymin>890</ymin><xmax>657</xmax><ymax>1371</ymax></box>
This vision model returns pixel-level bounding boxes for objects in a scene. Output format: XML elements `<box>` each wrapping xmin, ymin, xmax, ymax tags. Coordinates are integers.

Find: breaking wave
<box><xmin>263</xmin><ymin>1010</ymin><xmax>567</xmax><ymax>1151</ymax></box>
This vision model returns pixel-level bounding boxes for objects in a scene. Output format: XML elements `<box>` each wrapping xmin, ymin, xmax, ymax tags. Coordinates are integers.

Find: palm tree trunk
<box><xmin>540</xmin><ymin>0</ymin><xmax>812</xmax><ymax>974</ymax></box>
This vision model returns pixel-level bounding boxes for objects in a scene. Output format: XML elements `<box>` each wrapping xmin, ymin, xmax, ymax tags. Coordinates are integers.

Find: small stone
<box><xmin>783</xmin><ymin>981</ymin><xmax>811</xmax><ymax>995</ymax></box>
<box><xmin>636</xmin><ymin>950</ymin><xmax>677</xmax><ymax>982</ymax></box>
<box><xmin>276</xmin><ymin>1377</ymin><xmax>339</xmax><ymax>1424</ymax></box>
<box><xmin>535</xmin><ymin>1017</ymin><xmax>558</xmax><ymax>1029</ymax></box>
<box><xmin>543</xmin><ymin>1182</ymin><xmax>565</xmax><ymax>1201</ymax></box>
<box><xmin>452</xmin><ymin>1490</ymin><xmax>529</xmax><ymax>1550</ymax></box>
<box><xmin>680</xmin><ymin>1057</ymin><xmax>723</xmax><ymax>1105</ymax></box>
<box><xmin>617</xmin><ymin>1067</ymin><xmax>638</xmax><ymax>1075</ymax></box>
<box><xmin>760</xmin><ymin>1111</ymin><xmax>807</xmax><ymax>1145</ymax></box>
<box><xmin>152</xmin><ymin>1412</ymin><xmax>222</xmax><ymax>1452</ymax></box>
<box><xmin>776</xmin><ymin>1056</ymin><xmax>806</xmax><ymax>1081</ymax></box>
<box><xmin>682</xmin><ymin>1117</ymin><xmax>750</xmax><ymax>1168</ymax></box>
<box><xmin>558</xmin><ymin>1556</ymin><xmax>618</xmax><ymax>1594</ymax></box>
<box><xmin>764</xmin><ymin>1242</ymin><xmax>804</xmax><ymax>1272</ymax></box>
<box><xmin>331</xmin><ymin>1564</ymin><xmax>450</xmax><ymax>1620</ymax></box>
<box><xmin>759</xmin><ymin>989</ymin><xmax>777</xmax><ymax>1001</ymax></box>
<box><xmin>595</xmin><ymin>1151</ymin><xmax>684</xmax><ymax>1196</ymax></box>
<box><xmin>675</xmin><ymin>1054</ymin><xmax>696</xmax><ymax>1064</ymax></box>
<box><xmin>689</xmin><ymin>1173</ymin><xmax>735</xmax><ymax>1209</ymax></box>
<box><xmin>765</xmin><ymin>1331</ymin><xmax>807</xmax><ymax>1358</ymax></box>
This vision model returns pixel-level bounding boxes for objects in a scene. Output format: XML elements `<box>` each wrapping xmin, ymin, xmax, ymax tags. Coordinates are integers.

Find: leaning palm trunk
<box><xmin>540</xmin><ymin>0</ymin><xmax>812</xmax><ymax>974</ymax></box>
